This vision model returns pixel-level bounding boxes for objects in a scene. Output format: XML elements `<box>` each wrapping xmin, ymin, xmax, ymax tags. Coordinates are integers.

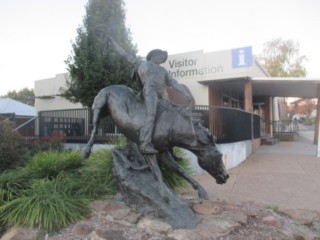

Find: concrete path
<box><xmin>196</xmin><ymin>130</ymin><xmax>320</xmax><ymax>212</ymax></box>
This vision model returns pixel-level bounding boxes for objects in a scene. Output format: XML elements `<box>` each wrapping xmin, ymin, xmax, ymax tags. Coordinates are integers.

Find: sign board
<box><xmin>162</xmin><ymin>46</ymin><xmax>254</xmax><ymax>82</ymax></box>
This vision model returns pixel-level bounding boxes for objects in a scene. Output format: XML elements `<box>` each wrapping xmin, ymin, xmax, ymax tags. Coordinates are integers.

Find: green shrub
<box><xmin>0</xmin><ymin>178</ymin><xmax>90</xmax><ymax>232</ymax></box>
<box><xmin>110</xmin><ymin>136</ymin><xmax>127</xmax><ymax>147</ymax></box>
<box><xmin>0</xmin><ymin>146</ymin><xmax>194</xmax><ymax>233</ymax></box>
<box><xmin>76</xmin><ymin>149</ymin><xmax>116</xmax><ymax>198</ymax></box>
<box><xmin>303</xmin><ymin>117</ymin><xmax>315</xmax><ymax>126</ymax></box>
<box><xmin>26</xmin><ymin>151</ymin><xmax>83</xmax><ymax>179</ymax></box>
<box><xmin>0</xmin><ymin>121</ymin><xmax>28</xmax><ymax>171</ymax></box>
<box><xmin>0</xmin><ymin>168</ymin><xmax>35</xmax><ymax>203</ymax></box>
<box><xmin>25</xmin><ymin>138</ymin><xmax>63</xmax><ymax>156</ymax></box>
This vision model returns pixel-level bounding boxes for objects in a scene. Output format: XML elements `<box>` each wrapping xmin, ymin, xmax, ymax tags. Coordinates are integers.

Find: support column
<box><xmin>273</xmin><ymin>97</ymin><xmax>280</xmax><ymax>121</ymax></box>
<box><xmin>209</xmin><ymin>82</ymin><xmax>222</xmax><ymax>106</ymax></box>
<box><xmin>244</xmin><ymin>78</ymin><xmax>254</xmax><ymax>141</ymax></box>
<box><xmin>208</xmin><ymin>82</ymin><xmax>222</xmax><ymax>136</ymax></box>
<box><xmin>264</xmin><ymin>97</ymin><xmax>271</xmax><ymax>135</ymax></box>
<box><xmin>244</xmin><ymin>78</ymin><xmax>253</xmax><ymax>112</ymax></box>
<box><xmin>314</xmin><ymin>84</ymin><xmax>320</xmax><ymax>145</ymax></box>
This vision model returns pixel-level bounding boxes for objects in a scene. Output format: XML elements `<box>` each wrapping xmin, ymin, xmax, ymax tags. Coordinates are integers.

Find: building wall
<box><xmin>34</xmin><ymin>73</ymin><xmax>82</xmax><ymax>111</ymax></box>
<box><xmin>161</xmin><ymin>47</ymin><xmax>268</xmax><ymax>106</ymax></box>
<box><xmin>183</xmin><ymin>140</ymin><xmax>254</xmax><ymax>174</ymax></box>
<box><xmin>35</xmin><ymin>46</ymin><xmax>267</xmax><ymax>111</ymax></box>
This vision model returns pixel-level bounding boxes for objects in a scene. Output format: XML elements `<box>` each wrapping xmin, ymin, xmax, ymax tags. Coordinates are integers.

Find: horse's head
<box><xmin>198</xmin><ymin>146</ymin><xmax>229</xmax><ymax>184</ymax></box>
<box><xmin>195</xmin><ymin>126</ymin><xmax>229</xmax><ymax>184</ymax></box>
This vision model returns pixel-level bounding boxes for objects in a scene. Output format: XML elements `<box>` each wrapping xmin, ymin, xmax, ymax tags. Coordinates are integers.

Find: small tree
<box><xmin>257</xmin><ymin>38</ymin><xmax>307</xmax><ymax>77</ymax></box>
<box><xmin>63</xmin><ymin>0</ymin><xmax>137</xmax><ymax>107</ymax></box>
<box><xmin>0</xmin><ymin>121</ymin><xmax>27</xmax><ymax>171</ymax></box>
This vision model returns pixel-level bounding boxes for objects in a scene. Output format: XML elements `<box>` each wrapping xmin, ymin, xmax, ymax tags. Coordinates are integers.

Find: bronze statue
<box><xmin>83</xmin><ymin>85</ymin><xmax>229</xmax><ymax>200</ymax></box>
<box><xmin>82</xmin><ymin>29</ymin><xmax>229</xmax><ymax>227</ymax></box>
<box><xmin>107</xmin><ymin>36</ymin><xmax>192</xmax><ymax>154</ymax></box>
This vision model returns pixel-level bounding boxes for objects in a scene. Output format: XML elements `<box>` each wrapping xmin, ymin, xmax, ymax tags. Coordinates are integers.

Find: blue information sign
<box><xmin>232</xmin><ymin>46</ymin><xmax>252</xmax><ymax>68</ymax></box>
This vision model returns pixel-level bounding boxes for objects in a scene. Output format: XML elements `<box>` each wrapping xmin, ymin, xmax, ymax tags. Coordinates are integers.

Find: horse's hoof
<box><xmin>140</xmin><ymin>143</ymin><xmax>158</xmax><ymax>154</ymax></box>
<box><xmin>82</xmin><ymin>150</ymin><xmax>90</xmax><ymax>159</ymax></box>
<box><xmin>198</xmin><ymin>190</ymin><xmax>209</xmax><ymax>200</ymax></box>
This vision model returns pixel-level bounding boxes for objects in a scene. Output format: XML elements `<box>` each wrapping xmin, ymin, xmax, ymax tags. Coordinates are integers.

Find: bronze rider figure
<box><xmin>107</xmin><ymin>36</ymin><xmax>192</xmax><ymax>154</ymax></box>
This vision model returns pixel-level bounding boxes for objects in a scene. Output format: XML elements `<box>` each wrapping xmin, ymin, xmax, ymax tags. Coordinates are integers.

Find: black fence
<box><xmin>15</xmin><ymin>117</ymin><xmax>37</xmax><ymax>140</ymax></box>
<box><xmin>38</xmin><ymin>108</ymin><xmax>121</xmax><ymax>143</ymax></box>
<box><xmin>194</xmin><ymin>106</ymin><xmax>260</xmax><ymax>143</ymax></box>
<box><xmin>14</xmin><ymin>105</ymin><xmax>261</xmax><ymax>144</ymax></box>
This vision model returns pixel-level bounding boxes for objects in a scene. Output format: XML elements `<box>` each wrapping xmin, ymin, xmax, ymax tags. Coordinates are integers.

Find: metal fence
<box><xmin>1</xmin><ymin>113</ymin><xmax>37</xmax><ymax>140</ymax></box>
<box><xmin>38</xmin><ymin>108</ymin><xmax>121</xmax><ymax>143</ymax></box>
<box><xmin>193</xmin><ymin>105</ymin><xmax>261</xmax><ymax>143</ymax></box>
<box><xmin>272</xmin><ymin>120</ymin><xmax>299</xmax><ymax>134</ymax></box>
<box><xmin>14</xmin><ymin>116</ymin><xmax>38</xmax><ymax>140</ymax></box>
<box><xmin>15</xmin><ymin>105</ymin><xmax>261</xmax><ymax>144</ymax></box>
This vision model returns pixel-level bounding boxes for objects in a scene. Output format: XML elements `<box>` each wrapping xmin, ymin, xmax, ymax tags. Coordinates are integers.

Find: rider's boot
<box><xmin>140</xmin><ymin>142</ymin><xmax>158</xmax><ymax>154</ymax></box>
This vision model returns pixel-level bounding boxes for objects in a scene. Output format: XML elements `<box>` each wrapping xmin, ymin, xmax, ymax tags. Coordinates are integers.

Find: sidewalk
<box><xmin>196</xmin><ymin>131</ymin><xmax>320</xmax><ymax>212</ymax></box>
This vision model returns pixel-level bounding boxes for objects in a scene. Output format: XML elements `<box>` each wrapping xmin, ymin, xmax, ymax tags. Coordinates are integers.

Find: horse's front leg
<box><xmin>144</xmin><ymin>154</ymin><xmax>169</xmax><ymax>201</ymax></box>
<box><xmin>159</xmin><ymin>151</ymin><xmax>209</xmax><ymax>200</ymax></box>
<box><xmin>82</xmin><ymin>108</ymin><xmax>101</xmax><ymax>159</ymax></box>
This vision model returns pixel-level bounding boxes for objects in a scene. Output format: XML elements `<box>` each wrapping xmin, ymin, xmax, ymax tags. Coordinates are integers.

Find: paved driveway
<box><xmin>196</xmin><ymin>131</ymin><xmax>320</xmax><ymax>211</ymax></box>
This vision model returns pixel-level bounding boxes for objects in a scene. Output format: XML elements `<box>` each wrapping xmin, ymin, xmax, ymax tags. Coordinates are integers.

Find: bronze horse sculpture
<box><xmin>83</xmin><ymin>85</ymin><xmax>229</xmax><ymax>199</ymax></box>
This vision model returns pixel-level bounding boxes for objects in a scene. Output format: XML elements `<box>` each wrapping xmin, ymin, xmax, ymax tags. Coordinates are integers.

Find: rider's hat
<box><xmin>146</xmin><ymin>49</ymin><xmax>168</xmax><ymax>62</ymax></box>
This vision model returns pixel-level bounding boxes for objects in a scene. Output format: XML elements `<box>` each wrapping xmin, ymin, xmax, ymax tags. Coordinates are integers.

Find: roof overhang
<box><xmin>251</xmin><ymin>77</ymin><xmax>320</xmax><ymax>98</ymax></box>
<box><xmin>200</xmin><ymin>77</ymin><xmax>320</xmax><ymax>99</ymax></box>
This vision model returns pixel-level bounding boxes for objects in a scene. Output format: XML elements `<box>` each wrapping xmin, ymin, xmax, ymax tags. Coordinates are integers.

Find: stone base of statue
<box><xmin>112</xmin><ymin>145</ymin><xmax>200</xmax><ymax>229</ymax></box>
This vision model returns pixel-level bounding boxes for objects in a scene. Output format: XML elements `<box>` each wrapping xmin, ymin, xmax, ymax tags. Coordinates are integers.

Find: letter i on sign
<box><xmin>232</xmin><ymin>46</ymin><xmax>252</xmax><ymax>69</ymax></box>
<box><xmin>238</xmin><ymin>50</ymin><xmax>245</xmax><ymax>66</ymax></box>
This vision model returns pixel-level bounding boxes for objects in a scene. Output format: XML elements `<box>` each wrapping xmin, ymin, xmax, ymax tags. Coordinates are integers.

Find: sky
<box><xmin>0</xmin><ymin>0</ymin><xmax>319</xmax><ymax>96</ymax></box>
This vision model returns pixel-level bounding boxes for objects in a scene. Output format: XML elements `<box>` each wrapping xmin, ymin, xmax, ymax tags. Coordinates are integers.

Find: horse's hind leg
<box><xmin>82</xmin><ymin>108</ymin><xmax>102</xmax><ymax>158</ymax></box>
<box><xmin>159</xmin><ymin>151</ymin><xmax>209</xmax><ymax>200</ymax></box>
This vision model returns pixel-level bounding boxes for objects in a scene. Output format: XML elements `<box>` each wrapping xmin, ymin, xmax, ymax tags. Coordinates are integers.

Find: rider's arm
<box><xmin>108</xmin><ymin>36</ymin><xmax>139</xmax><ymax>66</ymax></box>
<box><xmin>166</xmin><ymin>73</ymin><xmax>192</xmax><ymax>102</ymax></box>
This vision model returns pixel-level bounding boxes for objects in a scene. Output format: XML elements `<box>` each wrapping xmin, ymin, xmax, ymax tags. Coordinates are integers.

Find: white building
<box><xmin>35</xmin><ymin>73</ymin><xmax>82</xmax><ymax>111</ymax></box>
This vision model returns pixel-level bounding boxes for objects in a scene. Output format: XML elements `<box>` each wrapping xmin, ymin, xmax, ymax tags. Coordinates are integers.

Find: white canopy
<box><xmin>0</xmin><ymin>98</ymin><xmax>36</xmax><ymax>117</ymax></box>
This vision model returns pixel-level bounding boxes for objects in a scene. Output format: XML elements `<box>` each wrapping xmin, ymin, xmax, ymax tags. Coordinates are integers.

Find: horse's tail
<box><xmin>82</xmin><ymin>87</ymin><xmax>111</xmax><ymax>158</ymax></box>
<box><xmin>92</xmin><ymin>87</ymin><xmax>111</xmax><ymax>117</ymax></box>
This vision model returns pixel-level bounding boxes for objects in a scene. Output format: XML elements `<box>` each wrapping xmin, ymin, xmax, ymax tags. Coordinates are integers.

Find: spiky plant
<box><xmin>76</xmin><ymin>149</ymin><xmax>116</xmax><ymax>198</ymax></box>
<box><xmin>26</xmin><ymin>151</ymin><xmax>83</xmax><ymax>179</ymax></box>
<box><xmin>0</xmin><ymin>178</ymin><xmax>90</xmax><ymax>232</ymax></box>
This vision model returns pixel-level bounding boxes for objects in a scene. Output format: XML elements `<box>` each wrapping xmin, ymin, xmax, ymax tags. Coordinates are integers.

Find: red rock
<box><xmin>261</xmin><ymin>215</ymin><xmax>280</xmax><ymax>227</ymax></box>
<box><xmin>193</xmin><ymin>200</ymin><xmax>222</xmax><ymax>215</ymax></box>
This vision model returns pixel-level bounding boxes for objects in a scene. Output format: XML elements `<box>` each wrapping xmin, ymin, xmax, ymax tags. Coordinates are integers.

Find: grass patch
<box><xmin>26</xmin><ymin>151</ymin><xmax>83</xmax><ymax>179</ymax></box>
<box><xmin>0</xmin><ymin>168</ymin><xmax>36</xmax><ymax>202</ymax></box>
<box><xmin>0</xmin><ymin>178</ymin><xmax>90</xmax><ymax>232</ymax></box>
<box><xmin>76</xmin><ymin>149</ymin><xmax>116</xmax><ymax>198</ymax></box>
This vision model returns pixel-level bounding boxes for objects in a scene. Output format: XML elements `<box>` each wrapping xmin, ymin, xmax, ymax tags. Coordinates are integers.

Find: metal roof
<box><xmin>0</xmin><ymin>98</ymin><xmax>36</xmax><ymax>117</ymax></box>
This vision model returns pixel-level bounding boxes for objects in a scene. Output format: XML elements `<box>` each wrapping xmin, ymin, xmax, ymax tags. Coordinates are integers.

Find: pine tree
<box><xmin>63</xmin><ymin>0</ymin><xmax>137</xmax><ymax>107</ymax></box>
